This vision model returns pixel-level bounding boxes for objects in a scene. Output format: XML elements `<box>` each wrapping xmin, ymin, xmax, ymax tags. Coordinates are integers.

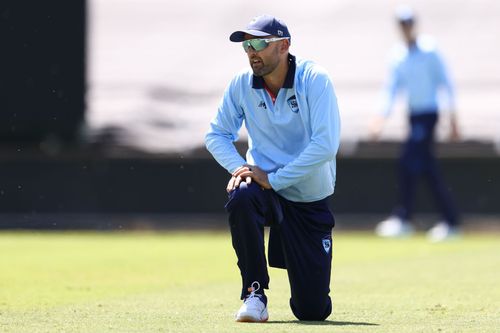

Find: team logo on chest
<box><xmin>287</xmin><ymin>95</ymin><xmax>299</xmax><ymax>113</ymax></box>
<box><xmin>258</xmin><ymin>100</ymin><xmax>267</xmax><ymax>110</ymax></box>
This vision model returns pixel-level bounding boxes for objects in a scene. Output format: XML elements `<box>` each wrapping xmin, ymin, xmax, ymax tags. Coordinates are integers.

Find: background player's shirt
<box><xmin>382</xmin><ymin>35</ymin><xmax>456</xmax><ymax>116</ymax></box>
<box><xmin>205</xmin><ymin>55</ymin><xmax>341</xmax><ymax>202</ymax></box>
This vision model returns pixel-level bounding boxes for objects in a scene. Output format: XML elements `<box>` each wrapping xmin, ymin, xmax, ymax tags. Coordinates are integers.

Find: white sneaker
<box><xmin>235</xmin><ymin>281</ymin><xmax>268</xmax><ymax>323</ymax></box>
<box><xmin>375</xmin><ymin>216</ymin><xmax>414</xmax><ymax>237</ymax></box>
<box><xmin>427</xmin><ymin>222</ymin><xmax>461</xmax><ymax>242</ymax></box>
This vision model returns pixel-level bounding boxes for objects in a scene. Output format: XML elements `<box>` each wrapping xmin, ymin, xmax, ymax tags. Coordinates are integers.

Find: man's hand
<box><xmin>226</xmin><ymin>165</ymin><xmax>272</xmax><ymax>193</ymax></box>
<box><xmin>369</xmin><ymin>115</ymin><xmax>386</xmax><ymax>141</ymax></box>
<box><xmin>448</xmin><ymin>113</ymin><xmax>460</xmax><ymax>142</ymax></box>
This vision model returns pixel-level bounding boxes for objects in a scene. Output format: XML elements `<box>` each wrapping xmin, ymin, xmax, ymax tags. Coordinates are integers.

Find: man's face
<box><xmin>243</xmin><ymin>34</ymin><xmax>284</xmax><ymax>77</ymax></box>
<box><xmin>399</xmin><ymin>20</ymin><xmax>416</xmax><ymax>44</ymax></box>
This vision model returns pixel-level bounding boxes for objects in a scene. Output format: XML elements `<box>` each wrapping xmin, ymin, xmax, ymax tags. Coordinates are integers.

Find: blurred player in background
<box><xmin>205</xmin><ymin>15</ymin><xmax>340</xmax><ymax>322</ymax></box>
<box><xmin>370</xmin><ymin>6</ymin><xmax>461</xmax><ymax>242</ymax></box>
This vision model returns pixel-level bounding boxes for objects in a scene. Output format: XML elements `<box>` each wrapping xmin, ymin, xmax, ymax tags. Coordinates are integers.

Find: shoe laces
<box><xmin>245</xmin><ymin>281</ymin><xmax>262</xmax><ymax>302</ymax></box>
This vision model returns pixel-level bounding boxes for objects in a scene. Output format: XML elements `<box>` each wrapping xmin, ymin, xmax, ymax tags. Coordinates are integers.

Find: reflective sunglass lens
<box><xmin>242</xmin><ymin>39</ymin><xmax>269</xmax><ymax>52</ymax></box>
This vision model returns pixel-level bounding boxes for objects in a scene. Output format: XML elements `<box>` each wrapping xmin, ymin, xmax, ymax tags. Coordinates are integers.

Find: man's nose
<box><xmin>246</xmin><ymin>47</ymin><xmax>258</xmax><ymax>56</ymax></box>
<box><xmin>247</xmin><ymin>45</ymin><xmax>257</xmax><ymax>54</ymax></box>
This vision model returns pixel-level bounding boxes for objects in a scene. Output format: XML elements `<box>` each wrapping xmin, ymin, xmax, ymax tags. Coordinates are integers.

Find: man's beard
<box><xmin>250</xmin><ymin>50</ymin><xmax>280</xmax><ymax>77</ymax></box>
<box><xmin>251</xmin><ymin>61</ymin><xmax>277</xmax><ymax>77</ymax></box>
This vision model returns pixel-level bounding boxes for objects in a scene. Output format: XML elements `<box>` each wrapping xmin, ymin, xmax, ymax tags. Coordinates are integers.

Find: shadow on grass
<box><xmin>267</xmin><ymin>320</ymin><xmax>379</xmax><ymax>326</ymax></box>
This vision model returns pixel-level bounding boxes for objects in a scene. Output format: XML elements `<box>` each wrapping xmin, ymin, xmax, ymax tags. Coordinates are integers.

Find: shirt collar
<box><xmin>408</xmin><ymin>43</ymin><xmax>419</xmax><ymax>52</ymax></box>
<box><xmin>252</xmin><ymin>54</ymin><xmax>296</xmax><ymax>89</ymax></box>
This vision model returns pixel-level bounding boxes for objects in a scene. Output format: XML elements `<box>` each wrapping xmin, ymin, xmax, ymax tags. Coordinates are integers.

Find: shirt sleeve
<box><xmin>381</xmin><ymin>59</ymin><xmax>403</xmax><ymax>117</ymax></box>
<box><xmin>267</xmin><ymin>69</ymin><xmax>341</xmax><ymax>191</ymax></box>
<box><xmin>205</xmin><ymin>79</ymin><xmax>247</xmax><ymax>174</ymax></box>
<box><xmin>432</xmin><ymin>51</ymin><xmax>456</xmax><ymax>111</ymax></box>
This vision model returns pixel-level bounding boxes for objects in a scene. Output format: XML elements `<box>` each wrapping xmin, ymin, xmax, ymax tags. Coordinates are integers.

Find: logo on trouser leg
<box><xmin>322</xmin><ymin>238</ymin><xmax>331</xmax><ymax>254</ymax></box>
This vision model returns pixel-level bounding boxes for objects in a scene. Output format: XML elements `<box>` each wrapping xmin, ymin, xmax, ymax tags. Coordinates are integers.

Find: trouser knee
<box><xmin>290</xmin><ymin>296</ymin><xmax>332</xmax><ymax>321</ymax></box>
<box><xmin>225</xmin><ymin>182</ymin><xmax>262</xmax><ymax>212</ymax></box>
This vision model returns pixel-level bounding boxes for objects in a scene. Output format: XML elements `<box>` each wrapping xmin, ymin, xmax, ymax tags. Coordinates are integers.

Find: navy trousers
<box><xmin>393</xmin><ymin>112</ymin><xmax>458</xmax><ymax>226</ymax></box>
<box><xmin>225</xmin><ymin>182</ymin><xmax>335</xmax><ymax>321</ymax></box>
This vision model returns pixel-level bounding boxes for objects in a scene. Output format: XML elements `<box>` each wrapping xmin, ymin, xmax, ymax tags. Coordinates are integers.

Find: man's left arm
<box><xmin>268</xmin><ymin>71</ymin><xmax>341</xmax><ymax>191</ymax></box>
<box><xmin>433</xmin><ymin>52</ymin><xmax>456</xmax><ymax>110</ymax></box>
<box><xmin>433</xmin><ymin>52</ymin><xmax>460</xmax><ymax>141</ymax></box>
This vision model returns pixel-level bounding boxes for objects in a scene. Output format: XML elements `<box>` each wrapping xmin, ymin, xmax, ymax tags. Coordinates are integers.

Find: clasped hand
<box><xmin>226</xmin><ymin>165</ymin><xmax>272</xmax><ymax>193</ymax></box>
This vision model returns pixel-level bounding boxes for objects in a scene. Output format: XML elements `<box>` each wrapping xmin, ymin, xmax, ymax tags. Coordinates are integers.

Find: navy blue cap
<box><xmin>230</xmin><ymin>15</ymin><xmax>291</xmax><ymax>42</ymax></box>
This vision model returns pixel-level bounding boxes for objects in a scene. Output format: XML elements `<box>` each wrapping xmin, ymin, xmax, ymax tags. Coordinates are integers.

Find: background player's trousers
<box><xmin>393</xmin><ymin>112</ymin><xmax>458</xmax><ymax>226</ymax></box>
<box><xmin>225</xmin><ymin>182</ymin><xmax>335</xmax><ymax>321</ymax></box>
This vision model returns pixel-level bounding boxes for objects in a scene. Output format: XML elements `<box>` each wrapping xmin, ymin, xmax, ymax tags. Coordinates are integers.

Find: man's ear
<box><xmin>280</xmin><ymin>39</ymin><xmax>290</xmax><ymax>53</ymax></box>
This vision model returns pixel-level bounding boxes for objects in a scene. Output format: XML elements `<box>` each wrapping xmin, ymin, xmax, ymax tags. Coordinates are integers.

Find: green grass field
<box><xmin>1</xmin><ymin>230</ymin><xmax>499</xmax><ymax>333</ymax></box>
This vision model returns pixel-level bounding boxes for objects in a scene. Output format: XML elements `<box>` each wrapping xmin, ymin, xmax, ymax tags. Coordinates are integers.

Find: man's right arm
<box><xmin>381</xmin><ymin>59</ymin><xmax>402</xmax><ymax>118</ymax></box>
<box><xmin>370</xmin><ymin>57</ymin><xmax>402</xmax><ymax>140</ymax></box>
<box><xmin>205</xmin><ymin>80</ymin><xmax>247</xmax><ymax>174</ymax></box>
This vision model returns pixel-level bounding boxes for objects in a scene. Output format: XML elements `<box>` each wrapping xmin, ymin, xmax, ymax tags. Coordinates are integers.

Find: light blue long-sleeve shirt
<box><xmin>382</xmin><ymin>36</ymin><xmax>455</xmax><ymax>116</ymax></box>
<box><xmin>205</xmin><ymin>55</ymin><xmax>341</xmax><ymax>202</ymax></box>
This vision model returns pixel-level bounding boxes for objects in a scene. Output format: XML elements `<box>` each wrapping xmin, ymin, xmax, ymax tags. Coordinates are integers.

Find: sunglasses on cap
<box><xmin>242</xmin><ymin>37</ymin><xmax>290</xmax><ymax>52</ymax></box>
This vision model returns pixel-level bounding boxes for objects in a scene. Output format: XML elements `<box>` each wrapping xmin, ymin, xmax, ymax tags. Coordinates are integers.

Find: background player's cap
<box><xmin>395</xmin><ymin>5</ymin><xmax>416</xmax><ymax>24</ymax></box>
<box><xmin>229</xmin><ymin>15</ymin><xmax>291</xmax><ymax>42</ymax></box>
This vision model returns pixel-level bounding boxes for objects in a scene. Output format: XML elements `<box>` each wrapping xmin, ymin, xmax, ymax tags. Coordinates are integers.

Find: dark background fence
<box><xmin>0</xmin><ymin>1</ymin><xmax>85</xmax><ymax>143</ymax></box>
<box><xmin>0</xmin><ymin>146</ymin><xmax>498</xmax><ymax>214</ymax></box>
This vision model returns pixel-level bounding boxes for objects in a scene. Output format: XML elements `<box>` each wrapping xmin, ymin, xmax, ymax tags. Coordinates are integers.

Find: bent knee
<box><xmin>290</xmin><ymin>297</ymin><xmax>332</xmax><ymax>321</ymax></box>
<box><xmin>226</xmin><ymin>182</ymin><xmax>262</xmax><ymax>210</ymax></box>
